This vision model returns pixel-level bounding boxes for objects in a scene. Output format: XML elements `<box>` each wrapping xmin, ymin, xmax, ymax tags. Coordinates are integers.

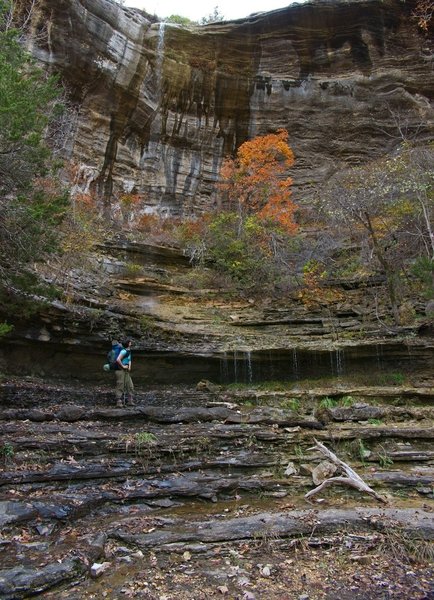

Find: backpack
<box><xmin>104</xmin><ymin>343</ymin><xmax>123</xmax><ymax>371</ymax></box>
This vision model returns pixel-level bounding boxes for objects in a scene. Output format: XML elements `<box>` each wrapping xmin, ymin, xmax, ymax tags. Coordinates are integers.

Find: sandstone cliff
<box><xmin>26</xmin><ymin>0</ymin><xmax>433</xmax><ymax>217</ymax></box>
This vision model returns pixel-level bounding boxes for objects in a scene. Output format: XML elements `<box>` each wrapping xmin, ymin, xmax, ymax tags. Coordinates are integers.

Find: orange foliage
<box><xmin>136</xmin><ymin>213</ymin><xmax>187</xmax><ymax>245</ymax></box>
<box><xmin>412</xmin><ymin>0</ymin><xmax>433</xmax><ymax>31</ymax></box>
<box><xmin>137</xmin><ymin>213</ymin><xmax>161</xmax><ymax>232</ymax></box>
<box><xmin>220</xmin><ymin>129</ymin><xmax>297</xmax><ymax>233</ymax></box>
<box><xmin>178</xmin><ymin>213</ymin><xmax>212</xmax><ymax>240</ymax></box>
<box><xmin>137</xmin><ymin>213</ymin><xmax>183</xmax><ymax>233</ymax></box>
<box><xmin>74</xmin><ymin>193</ymin><xmax>96</xmax><ymax>209</ymax></box>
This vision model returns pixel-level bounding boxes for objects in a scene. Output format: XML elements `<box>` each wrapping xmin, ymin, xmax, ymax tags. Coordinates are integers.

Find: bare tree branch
<box><xmin>305</xmin><ymin>439</ymin><xmax>388</xmax><ymax>504</ymax></box>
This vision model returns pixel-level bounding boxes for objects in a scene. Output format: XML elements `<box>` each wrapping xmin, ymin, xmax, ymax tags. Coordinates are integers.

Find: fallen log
<box><xmin>305</xmin><ymin>440</ymin><xmax>387</xmax><ymax>503</ymax></box>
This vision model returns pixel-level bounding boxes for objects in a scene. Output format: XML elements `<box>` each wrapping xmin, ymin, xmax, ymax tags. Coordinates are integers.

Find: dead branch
<box><xmin>305</xmin><ymin>439</ymin><xmax>388</xmax><ymax>504</ymax></box>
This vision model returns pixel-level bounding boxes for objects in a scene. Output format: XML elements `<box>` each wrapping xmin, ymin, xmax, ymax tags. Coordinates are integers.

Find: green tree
<box><xmin>179</xmin><ymin>211</ymin><xmax>299</xmax><ymax>292</ymax></box>
<box><xmin>200</xmin><ymin>6</ymin><xmax>225</xmax><ymax>24</ymax></box>
<box><xmin>166</xmin><ymin>15</ymin><xmax>193</xmax><ymax>25</ymax></box>
<box><xmin>0</xmin><ymin>1</ymin><xmax>67</xmax><ymax>304</ymax></box>
<box><xmin>0</xmin><ymin>1</ymin><xmax>60</xmax><ymax>194</ymax></box>
<box><xmin>205</xmin><ymin>213</ymin><xmax>281</xmax><ymax>287</ymax></box>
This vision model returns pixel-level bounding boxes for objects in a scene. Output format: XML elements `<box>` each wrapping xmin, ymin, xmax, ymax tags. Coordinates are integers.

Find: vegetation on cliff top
<box><xmin>0</xmin><ymin>0</ymin><xmax>432</xmax><ymax>332</ymax></box>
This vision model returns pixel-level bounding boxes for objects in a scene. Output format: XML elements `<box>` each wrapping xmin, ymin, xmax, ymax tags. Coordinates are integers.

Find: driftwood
<box><xmin>305</xmin><ymin>439</ymin><xmax>388</xmax><ymax>503</ymax></box>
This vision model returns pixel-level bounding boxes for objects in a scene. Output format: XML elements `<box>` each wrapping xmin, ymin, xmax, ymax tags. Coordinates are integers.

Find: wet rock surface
<box><xmin>0</xmin><ymin>379</ymin><xmax>433</xmax><ymax>598</ymax></box>
<box><xmin>0</xmin><ymin>237</ymin><xmax>432</xmax><ymax>597</ymax></box>
<box><xmin>0</xmin><ymin>237</ymin><xmax>432</xmax><ymax>393</ymax></box>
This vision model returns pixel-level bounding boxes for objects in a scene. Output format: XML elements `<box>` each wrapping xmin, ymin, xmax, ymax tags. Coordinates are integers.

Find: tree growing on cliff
<box><xmin>178</xmin><ymin>211</ymin><xmax>300</xmax><ymax>291</ymax></box>
<box><xmin>0</xmin><ymin>0</ymin><xmax>61</xmax><ymax>195</ymax></box>
<box><xmin>178</xmin><ymin>130</ymin><xmax>299</xmax><ymax>291</ymax></box>
<box><xmin>219</xmin><ymin>129</ymin><xmax>297</xmax><ymax>233</ymax></box>
<box><xmin>385</xmin><ymin>143</ymin><xmax>434</xmax><ymax>299</ymax></box>
<box><xmin>0</xmin><ymin>0</ymin><xmax>68</xmax><ymax>309</ymax></box>
<box><xmin>320</xmin><ymin>143</ymin><xmax>434</xmax><ymax>325</ymax></box>
<box><xmin>412</xmin><ymin>0</ymin><xmax>434</xmax><ymax>31</ymax></box>
<box><xmin>200</xmin><ymin>6</ymin><xmax>225</xmax><ymax>24</ymax></box>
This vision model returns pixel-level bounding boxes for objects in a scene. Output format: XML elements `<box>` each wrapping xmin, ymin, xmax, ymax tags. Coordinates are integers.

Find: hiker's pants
<box><xmin>115</xmin><ymin>369</ymin><xmax>134</xmax><ymax>399</ymax></box>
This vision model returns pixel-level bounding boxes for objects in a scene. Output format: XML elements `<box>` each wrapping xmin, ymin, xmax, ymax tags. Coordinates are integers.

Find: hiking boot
<box><xmin>126</xmin><ymin>399</ymin><xmax>135</xmax><ymax>406</ymax></box>
<box><xmin>116</xmin><ymin>400</ymin><xmax>124</xmax><ymax>408</ymax></box>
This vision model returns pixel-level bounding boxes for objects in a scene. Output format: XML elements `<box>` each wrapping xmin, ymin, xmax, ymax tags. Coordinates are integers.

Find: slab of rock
<box><xmin>0</xmin><ymin>559</ymin><xmax>85</xmax><ymax>599</ymax></box>
<box><xmin>113</xmin><ymin>508</ymin><xmax>434</xmax><ymax>551</ymax></box>
<box><xmin>0</xmin><ymin>501</ymin><xmax>37</xmax><ymax>528</ymax></box>
<box><xmin>330</xmin><ymin>404</ymin><xmax>385</xmax><ymax>422</ymax></box>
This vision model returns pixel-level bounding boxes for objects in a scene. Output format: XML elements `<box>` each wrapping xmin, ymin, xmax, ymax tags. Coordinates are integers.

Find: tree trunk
<box><xmin>364</xmin><ymin>212</ymin><xmax>402</xmax><ymax>325</ymax></box>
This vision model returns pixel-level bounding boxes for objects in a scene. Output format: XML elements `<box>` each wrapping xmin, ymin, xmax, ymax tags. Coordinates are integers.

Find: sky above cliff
<box><xmin>124</xmin><ymin>0</ymin><xmax>291</xmax><ymax>21</ymax></box>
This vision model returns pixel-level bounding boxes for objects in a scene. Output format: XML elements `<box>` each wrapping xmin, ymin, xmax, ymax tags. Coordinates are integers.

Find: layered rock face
<box><xmin>28</xmin><ymin>0</ymin><xmax>433</xmax><ymax>215</ymax></box>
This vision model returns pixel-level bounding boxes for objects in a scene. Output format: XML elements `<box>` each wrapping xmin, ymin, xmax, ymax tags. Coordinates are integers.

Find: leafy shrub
<box><xmin>180</xmin><ymin>211</ymin><xmax>297</xmax><ymax>293</ymax></box>
<box><xmin>124</xmin><ymin>263</ymin><xmax>143</xmax><ymax>277</ymax></box>
<box><xmin>411</xmin><ymin>256</ymin><xmax>434</xmax><ymax>299</ymax></box>
<box><xmin>340</xmin><ymin>395</ymin><xmax>355</xmax><ymax>407</ymax></box>
<box><xmin>0</xmin><ymin>322</ymin><xmax>13</xmax><ymax>338</ymax></box>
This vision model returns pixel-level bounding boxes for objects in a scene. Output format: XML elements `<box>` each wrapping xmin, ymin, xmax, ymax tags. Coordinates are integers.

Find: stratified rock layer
<box><xmin>28</xmin><ymin>0</ymin><xmax>434</xmax><ymax>215</ymax></box>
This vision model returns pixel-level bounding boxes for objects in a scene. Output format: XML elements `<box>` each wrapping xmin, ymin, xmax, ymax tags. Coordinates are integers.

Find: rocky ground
<box><xmin>0</xmin><ymin>378</ymin><xmax>433</xmax><ymax>599</ymax></box>
<box><xmin>1</xmin><ymin>243</ymin><xmax>433</xmax><ymax>598</ymax></box>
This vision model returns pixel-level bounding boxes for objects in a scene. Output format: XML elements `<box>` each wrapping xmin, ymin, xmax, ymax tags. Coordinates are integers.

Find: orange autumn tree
<box><xmin>220</xmin><ymin>129</ymin><xmax>297</xmax><ymax>233</ymax></box>
<box><xmin>177</xmin><ymin>129</ymin><xmax>300</xmax><ymax>291</ymax></box>
<box><xmin>412</xmin><ymin>0</ymin><xmax>433</xmax><ymax>31</ymax></box>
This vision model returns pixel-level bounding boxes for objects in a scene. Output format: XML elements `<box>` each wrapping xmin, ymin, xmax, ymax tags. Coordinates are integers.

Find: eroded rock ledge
<box><xmin>25</xmin><ymin>0</ymin><xmax>434</xmax><ymax>214</ymax></box>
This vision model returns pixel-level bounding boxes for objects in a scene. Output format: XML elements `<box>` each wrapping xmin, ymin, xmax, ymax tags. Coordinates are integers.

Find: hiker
<box><xmin>115</xmin><ymin>339</ymin><xmax>134</xmax><ymax>407</ymax></box>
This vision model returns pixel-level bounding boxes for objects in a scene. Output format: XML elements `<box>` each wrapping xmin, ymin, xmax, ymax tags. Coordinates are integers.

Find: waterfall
<box><xmin>155</xmin><ymin>22</ymin><xmax>166</xmax><ymax>105</ymax></box>
<box><xmin>292</xmin><ymin>348</ymin><xmax>299</xmax><ymax>380</ymax></box>
<box><xmin>233</xmin><ymin>350</ymin><xmax>239</xmax><ymax>383</ymax></box>
<box><xmin>335</xmin><ymin>348</ymin><xmax>344</xmax><ymax>376</ymax></box>
<box><xmin>220</xmin><ymin>352</ymin><xmax>229</xmax><ymax>384</ymax></box>
<box><xmin>246</xmin><ymin>351</ymin><xmax>253</xmax><ymax>384</ymax></box>
<box><xmin>150</xmin><ymin>22</ymin><xmax>165</xmax><ymax>141</ymax></box>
